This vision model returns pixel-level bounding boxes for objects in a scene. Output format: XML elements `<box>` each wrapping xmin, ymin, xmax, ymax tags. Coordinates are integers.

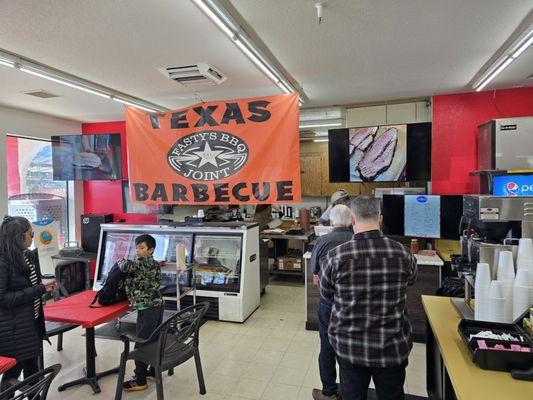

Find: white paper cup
<box><xmin>488</xmin><ymin>281</ymin><xmax>506</xmax><ymax>323</ymax></box>
<box><xmin>517</xmin><ymin>238</ymin><xmax>533</xmax><ymax>270</ymax></box>
<box><xmin>497</xmin><ymin>251</ymin><xmax>515</xmax><ymax>280</ymax></box>
<box><xmin>475</xmin><ymin>263</ymin><xmax>491</xmax><ymax>286</ymax></box>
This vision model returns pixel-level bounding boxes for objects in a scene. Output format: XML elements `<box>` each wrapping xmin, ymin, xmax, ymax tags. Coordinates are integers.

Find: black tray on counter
<box><xmin>458</xmin><ymin>319</ymin><xmax>533</xmax><ymax>372</ymax></box>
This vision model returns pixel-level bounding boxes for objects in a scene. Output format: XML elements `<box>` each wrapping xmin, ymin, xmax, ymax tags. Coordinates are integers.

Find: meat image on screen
<box><xmin>349</xmin><ymin>127</ymin><xmax>378</xmax><ymax>154</ymax></box>
<box><xmin>358</xmin><ymin>127</ymin><xmax>397</xmax><ymax>180</ymax></box>
<box><xmin>348</xmin><ymin>125</ymin><xmax>406</xmax><ymax>182</ymax></box>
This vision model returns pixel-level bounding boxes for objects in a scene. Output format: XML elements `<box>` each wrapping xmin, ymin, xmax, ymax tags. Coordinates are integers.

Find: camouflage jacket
<box><xmin>118</xmin><ymin>255</ymin><xmax>163</xmax><ymax>310</ymax></box>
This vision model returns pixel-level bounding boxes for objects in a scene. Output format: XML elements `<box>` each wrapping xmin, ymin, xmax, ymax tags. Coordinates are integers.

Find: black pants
<box><xmin>336</xmin><ymin>356</ymin><xmax>407</xmax><ymax>400</ymax></box>
<box><xmin>134</xmin><ymin>306</ymin><xmax>164</xmax><ymax>383</ymax></box>
<box><xmin>0</xmin><ymin>356</ymin><xmax>39</xmax><ymax>391</ymax></box>
<box><xmin>317</xmin><ymin>298</ymin><xmax>337</xmax><ymax>396</ymax></box>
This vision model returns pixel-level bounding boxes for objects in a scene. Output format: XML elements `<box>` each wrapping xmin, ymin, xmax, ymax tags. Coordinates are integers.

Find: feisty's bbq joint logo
<box><xmin>167</xmin><ymin>130</ymin><xmax>249</xmax><ymax>181</ymax></box>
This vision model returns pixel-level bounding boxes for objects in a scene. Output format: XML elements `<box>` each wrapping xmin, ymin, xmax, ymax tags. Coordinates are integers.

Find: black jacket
<box><xmin>0</xmin><ymin>249</ymin><xmax>46</xmax><ymax>361</ymax></box>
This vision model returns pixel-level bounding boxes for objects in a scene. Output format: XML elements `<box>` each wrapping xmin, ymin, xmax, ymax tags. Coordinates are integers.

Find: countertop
<box><xmin>422</xmin><ymin>295</ymin><xmax>533</xmax><ymax>400</ymax></box>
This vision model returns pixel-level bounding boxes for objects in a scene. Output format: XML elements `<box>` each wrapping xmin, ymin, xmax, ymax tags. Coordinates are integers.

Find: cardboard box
<box><xmin>277</xmin><ymin>255</ymin><xmax>302</xmax><ymax>271</ymax></box>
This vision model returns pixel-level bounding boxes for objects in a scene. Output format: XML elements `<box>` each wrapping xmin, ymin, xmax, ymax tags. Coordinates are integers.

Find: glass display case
<box><xmin>97</xmin><ymin>231</ymin><xmax>192</xmax><ymax>282</ymax></box>
<box><xmin>193</xmin><ymin>235</ymin><xmax>242</xmax><ymax>292</ymax></box>
<box><xmin>93</xmin><ymin>223</ymin><xmax>260</xmax><ymax>322</ymax></box>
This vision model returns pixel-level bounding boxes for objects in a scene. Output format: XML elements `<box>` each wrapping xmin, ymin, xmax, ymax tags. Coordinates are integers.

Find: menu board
<box><xmin>404</xmin><ymin>195</ymin><xmax>441</xmax><ymax>238</ymax></box>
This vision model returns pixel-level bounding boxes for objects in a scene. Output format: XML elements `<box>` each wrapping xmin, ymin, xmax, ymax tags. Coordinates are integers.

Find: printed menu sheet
<box><xmin>404</xmin><ymin>195</ymin><xmax>440</xmax><ymax>238</ymax></box>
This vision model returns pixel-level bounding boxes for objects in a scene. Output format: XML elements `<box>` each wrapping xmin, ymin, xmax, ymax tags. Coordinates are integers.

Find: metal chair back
<box><xmin>0</xmin><ymin>364</ymin><xmax>61</xmax><ymax>400</ymax></box>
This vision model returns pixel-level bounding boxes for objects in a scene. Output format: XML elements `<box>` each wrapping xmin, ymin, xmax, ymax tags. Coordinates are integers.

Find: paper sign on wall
<box><xmin>32</xmin><ymin>219</ymin><xmax>59</xmax><ymax>275</ymax></box>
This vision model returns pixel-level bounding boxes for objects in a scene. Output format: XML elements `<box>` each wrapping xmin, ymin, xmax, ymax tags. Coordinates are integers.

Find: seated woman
<box><xmin>0</xmin><ymin>216</ymin><xmax>55</xmax><ymax>389</ymax></box>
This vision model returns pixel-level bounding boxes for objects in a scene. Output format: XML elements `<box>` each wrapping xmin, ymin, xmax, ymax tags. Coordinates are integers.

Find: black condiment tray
<box><xmin>458</xmin><ymin>319</ymin><xmax>533</xmax><ymax>372</ymax></box>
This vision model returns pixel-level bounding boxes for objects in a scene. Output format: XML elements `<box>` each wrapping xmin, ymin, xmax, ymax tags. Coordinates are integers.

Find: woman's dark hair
<box><xmin>0</xmin><ymin>216</ymin><xmax>32</xmax><ymax>273</ymax></box>
<box><xmin>135</xmin><ymin>234</ymin><xmax>156</xmax><ymax>250</ymax></box>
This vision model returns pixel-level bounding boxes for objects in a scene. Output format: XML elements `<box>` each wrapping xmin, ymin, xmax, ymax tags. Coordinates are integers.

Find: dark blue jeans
<box><xmin>317</xmin><ymin>298</ymin><xmax>337</xmax><ymax>396</ymax></box>
<box><xmin>336</xmin><ymin>355</ymin><xmax>407</xmax><ymax>400</ymax></box>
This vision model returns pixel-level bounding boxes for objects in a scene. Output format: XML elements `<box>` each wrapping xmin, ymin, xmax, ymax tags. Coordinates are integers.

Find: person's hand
<box><xmin>43</xmin><ymin>281</ymin><xmax>57</xmax><ymax>295</ymax></box>
<box><xmin>313</xmin><ymin>274</ymin><xmax>319</xmax><ymax>287</ymax></box>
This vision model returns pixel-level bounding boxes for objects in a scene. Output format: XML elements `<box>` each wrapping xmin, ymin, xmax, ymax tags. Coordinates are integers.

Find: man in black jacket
<box><xmin>311</xmin><ymin>204</ymin><xmax>354</xmax><ymax>400</ymax></box>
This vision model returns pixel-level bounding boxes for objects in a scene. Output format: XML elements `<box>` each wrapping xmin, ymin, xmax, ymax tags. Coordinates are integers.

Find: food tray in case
<box><xmin>458</xmin><ymin>319</ymin><xmax>533</xmax><ymax>372</ymax></box>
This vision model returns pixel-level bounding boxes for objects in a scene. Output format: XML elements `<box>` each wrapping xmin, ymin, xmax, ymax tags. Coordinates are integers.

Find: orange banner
<box><xmin>126</xmin><ymin>93</ymin><xmax>301</xmax><ymax>205</ymax></box>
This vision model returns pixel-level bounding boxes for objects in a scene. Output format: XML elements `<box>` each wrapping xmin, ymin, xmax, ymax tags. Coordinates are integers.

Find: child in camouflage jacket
<box><xmin>118</xmin><ymin>234</ymin><xmax>164</xmax><ymax>392</ymax></box>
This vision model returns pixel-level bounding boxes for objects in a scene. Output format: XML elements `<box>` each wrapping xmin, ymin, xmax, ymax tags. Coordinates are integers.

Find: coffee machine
<box><xmin>451</xmin><ymin>195</ymin><xmax>533</xmax><ymax>318</ymax></box>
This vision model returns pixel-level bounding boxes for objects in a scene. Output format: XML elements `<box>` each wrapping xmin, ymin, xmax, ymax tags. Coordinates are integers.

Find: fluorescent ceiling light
<box><xmin>113</xmin><ymin>97</ymin><xmax>159</xmax><ymax>113</ymax></box>
<box><xmin>475</xmin><ymin>57</ymin><xmax>515</xmax><ymax>92</ymax></box>
<box><xmin>20</xmin><ymin>67</ymin><xmax>111</xmax><ymax>98</ymax></box>
<box><xmin>512</xmin><ymin>33</ymin><xmax>533</xmax><ymax>58</ymax></box>
<box><xmin>234</xmin><ymin>38</ymin><xmax>279</xmax><ymax>83</ymax></box>
<box><xmin>473</xmin><ymin>27</ymin><xmax>532</xmax><ymax>92</ymax></box>
<box><xmin>277</xmin><ymin>81</ymin><xmax>292</xmax><ymax>94</ymax></box>
<box><xmin>313</xmin><ymin>139</ymin><xmax>328</xmax><ymax>142</ymax></box>
<box><xmin>191</xmin><ymin>0</ymin><xmax>234</xmax><ymax>38</ymax></box>
<box><xmin>192</xmin><ymin>0</ymin><xmax>305</xmax><ymax>101</ymax></box>
<box><xmin>0</xmin><ymin>59</ymin><xmax>14</xmax><ymax>68</ymax></box>
<box><xmin>300</xmin><ymin>121</ymin><xmax>343</xmax><ymax>129</ymax></box>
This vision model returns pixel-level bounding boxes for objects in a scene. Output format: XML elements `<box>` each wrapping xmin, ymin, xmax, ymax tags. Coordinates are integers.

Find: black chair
<box><xmin>114</xmin><ymin>302</ymin><xmax>209</xmax><ymax>400</ymax></box>
<box><xmin>0</xmin><ymin>364</ymin><xmax>61</xmax><ymax>400</ymax></box>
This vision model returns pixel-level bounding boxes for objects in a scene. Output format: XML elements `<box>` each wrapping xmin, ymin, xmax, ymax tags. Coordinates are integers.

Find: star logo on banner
<box><xmin>193</xmin><ymin>142</ymin><xmax>224</xmax><ymax>168</ymax></box>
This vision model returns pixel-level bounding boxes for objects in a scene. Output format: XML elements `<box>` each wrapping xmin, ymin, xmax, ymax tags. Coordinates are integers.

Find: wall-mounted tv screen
<box><xmin>122</xmin><ymin>180</ymin><xmax>173</xmax><ymax>214</ymax></box>
<box><xmin>382</xmin><ymin>194</ymin><xmax>462</xmax><ymax>240</ymax></box>
<box><xmin>52</xmin><ymin>134</ymin><xmax>122</xmax><ymax>180</ymax></box>
<box><xmin>329</xmin><ymin>122</ymin><xmax>431</xmax><ymax>182</ymax></box>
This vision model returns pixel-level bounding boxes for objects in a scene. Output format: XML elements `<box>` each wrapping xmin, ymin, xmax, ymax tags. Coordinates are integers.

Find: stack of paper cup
<box><xmin>517</xmin><ymin>238</ymin><xmax>533</xmax><ymax>268</ymax></box>
<box><xmin>517</xmin><ymin>238</ymin><xmax>533</xmax><ymax>285</ymax></box>
<box><xmin>474</xmin><ymin>262</ymin><xmax>491</xmax><ymax>321</ymax></box>
<box><xmin>513</xmin><ymin>269</ymin><xmax>533</xmax><ymax>320</ymax></box>
<box><xmin>488</xmin><ymin>280</ymin><xmax>506</xmax><ymax>323</ymax></box>
<box><xmin>497</xmin><ymin>251</ymin><xmax>515</xmax><ymax>323</ymax></box>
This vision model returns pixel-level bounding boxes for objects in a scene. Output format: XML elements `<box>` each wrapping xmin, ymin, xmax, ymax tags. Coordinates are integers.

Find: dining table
<box><xmin>44</xmin><ymin>290</ymin><xmax>130</xmax><ymax>394</ymax></box>
<box><xmin>0</xmin><ymin>357</ymin><xmax>17</xmax><ymax>375</ymax></box>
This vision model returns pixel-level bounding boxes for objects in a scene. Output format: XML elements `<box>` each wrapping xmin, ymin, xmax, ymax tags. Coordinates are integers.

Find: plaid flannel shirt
<box><xmin>320</xmin><ymin>230</ymin><xmax>417</xmax><ymax>368</ymax></box>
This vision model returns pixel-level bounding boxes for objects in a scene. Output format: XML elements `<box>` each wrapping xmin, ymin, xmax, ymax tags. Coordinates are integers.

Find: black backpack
<box><xmin>90</xmin><ymin>262</ymin><xmax>128</xmax><ymax>307</ymax></box>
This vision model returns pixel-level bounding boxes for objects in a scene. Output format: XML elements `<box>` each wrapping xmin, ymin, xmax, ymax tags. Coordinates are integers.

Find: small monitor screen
<box><xmin>440</xmin><ymin>195</ymin><xmax>463</xmax><ymax>240</ymax></box>
<box><xmin>404</xmin><ymin>195</ymin><xmax>441</xmax><ymax>238</ymax></box>
<box><xmin>52</xmin><ymin>133</ymin><xmax>122</xmax><ymax>180</ymax></box>
<box><xmin>381</xmin><ymin>195</ymin><xmax>405</xmax><ymax>236</ymax></box>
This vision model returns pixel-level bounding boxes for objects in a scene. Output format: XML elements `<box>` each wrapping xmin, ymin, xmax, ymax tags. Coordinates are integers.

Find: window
<box><xmin>6</xmin><ymin>135</ymin><xmax>69</xmax><ymax>275</ymax></box>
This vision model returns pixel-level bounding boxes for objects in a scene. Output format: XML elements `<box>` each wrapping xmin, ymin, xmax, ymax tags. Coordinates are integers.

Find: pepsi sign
<box><xmin>493</xmin><ymin>174</ymin><xmax>533</xmax><ymax>197</ymax></box>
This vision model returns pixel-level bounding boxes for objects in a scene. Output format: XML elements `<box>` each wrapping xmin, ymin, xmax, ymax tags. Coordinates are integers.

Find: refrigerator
<box><xmin>477</xmin><ymin>117</ymin><xmax>533</xmax><ymax>171</ymax></box>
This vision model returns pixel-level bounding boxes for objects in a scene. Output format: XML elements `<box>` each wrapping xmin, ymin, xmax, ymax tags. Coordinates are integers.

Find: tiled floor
<box><xmin>41</xmin><ymin>282</ymin><xmax>427</xmax><ymax>399</ymax></box>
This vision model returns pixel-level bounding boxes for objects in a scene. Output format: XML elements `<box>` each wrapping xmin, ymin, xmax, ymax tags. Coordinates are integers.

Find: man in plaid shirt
<box><xmin>320</xmin><ymin>196</ymin><xmax>417</xmax><ymax>400</ymax></box>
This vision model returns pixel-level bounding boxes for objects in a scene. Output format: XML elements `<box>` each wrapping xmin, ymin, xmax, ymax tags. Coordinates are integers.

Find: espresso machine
<box><xmin>451</xmin><ymin>195</ymin><xmax>533</xmax><ymax>318</ymax></box>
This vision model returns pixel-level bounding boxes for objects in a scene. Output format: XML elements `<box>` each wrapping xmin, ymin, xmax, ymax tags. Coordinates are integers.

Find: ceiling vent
<box><xmin>23</xmin><ymin>90</ymin><xmax>60</xmax><ymax>98</ymax></box>
<box><xmin>159</xmin><ymin>63</ymin><xmax>227</xmax><ymax>86</ymax></box>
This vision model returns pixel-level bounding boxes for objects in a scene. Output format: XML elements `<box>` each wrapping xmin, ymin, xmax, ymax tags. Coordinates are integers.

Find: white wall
<box><xmin>0</xmin><ymin>105</ymin><xmax>83</xmax><ymax>240</ymax></box>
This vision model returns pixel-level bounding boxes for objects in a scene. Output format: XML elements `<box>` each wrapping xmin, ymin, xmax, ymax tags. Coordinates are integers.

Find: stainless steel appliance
<box><xmin>477</xmin><ymin>117</ymin><xmax>533</xmax><ymax>170</ymax></box>
<box><xmin>452</xmin><ymin>195</ymin><xmax>533</xmax><ymax>318</ymax></box>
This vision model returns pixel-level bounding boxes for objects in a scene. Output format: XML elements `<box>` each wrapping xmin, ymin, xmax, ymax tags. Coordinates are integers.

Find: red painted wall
<box><xmin>432</xmin><ymin>87</ymin><xmax>533</xmax><ymax>194</ymax></box>
<box><xmin>82</xmin><ymin>121</ymin><xmax>157</xmax><ymax>224</ymax></box>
